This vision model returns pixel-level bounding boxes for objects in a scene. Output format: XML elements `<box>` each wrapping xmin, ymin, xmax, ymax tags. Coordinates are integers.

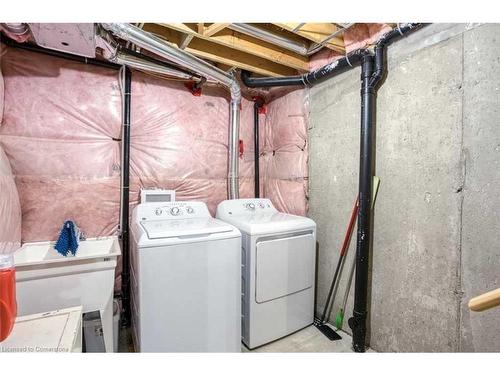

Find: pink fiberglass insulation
<box><xmin>0</xmin><ymin>46</ymin><xmax>122</xmax><ymax>242</ymax></box>
<box><xmin>0</xmin><ymin>145</ymin><xmax>22</xmax><ymax>255</ymax></box>
<box><xmin>129</xmin><ymin>71</ymin><xmax>257</xmax><ymax>214</ymax></box>
<box><xmin>0</xmin><ymin>50</ymin><xmax>3</xmax><ymax>122</ymax></box>
<box><xmin>309</xmin><ymin>23</ymin><xmax>393</xmax><ymax>70</ymax></box>
<box><xmin>344</xmin><ymin>23</ymin><xmax>392</xmax><ymax>53</ymax></box>
<box><xmin>262</xmin><ymin>88</ymin><xmax>309</xmax><ymax>216</ymax></box>
<box><xmin>0</xmin><ymin>46</ymin><xmax>273</xmax><ymax>245</ymax></box>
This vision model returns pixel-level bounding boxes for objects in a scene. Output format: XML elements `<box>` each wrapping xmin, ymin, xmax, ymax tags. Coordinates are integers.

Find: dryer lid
<box><xmin>140</xmin><ymin>218</ymin><xmax>235</xmax><ymax>239</ymax></box>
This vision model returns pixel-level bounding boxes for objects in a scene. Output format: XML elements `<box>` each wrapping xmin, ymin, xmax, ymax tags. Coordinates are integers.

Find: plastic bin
<box><xmin>14</xmin><ymin>236</ymin><xmax>120</xmax><ymax>352</ymax></box>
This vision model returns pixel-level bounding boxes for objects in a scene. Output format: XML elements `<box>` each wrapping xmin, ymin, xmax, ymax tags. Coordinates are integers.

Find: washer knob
<box><xmin>155</xmin><ymin>208</ymin><xmax>162</xmax><ymax>216</ymax></box>
<box><xmin>186</xmin><ymin>206</ymin><xmax>194</xmax><ymax>214</ymax></box>
<box><xmin>247</xmin><ymin>203</ymin><xmax>255</xmax><ymax>210</ymax></box>
<box><xmin>170</xmin><ymin>207</ymin><xmax>181</xmax><ymax>216</ymax></box>
<box><xmin>259</xmin><ymin>202</ymin><xmax>265</xmax><ymax>209</ymax></box>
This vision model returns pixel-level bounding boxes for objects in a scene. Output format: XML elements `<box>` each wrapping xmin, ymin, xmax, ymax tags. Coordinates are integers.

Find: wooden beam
<box><xmin>179</xmin><ymin>33</ymin><xmax>194</xmax><ymax>50</ymax></box>
<box><xmin>165</xmin><ymin>23</ymin><xmax>197</xmax><ymax>34</ymax></box>
<box><xmin>143</xmin><ymin>24</ymin><xmax>298</xmax><ymax>77</ymax></box>
<box><xmin>273</xmin><ymin>23</ymin><xmax>345</xmax><ymax>52</ymax></box>
<box><xmin>157</xmin><ymin>23</ymin><xmax>309</xmax><ymax>72</ymax></box>
<box><xmin>186</xmin><ymin>38</ymin><xmax>297</xmax><ymax>77</ymax></box>
<box><xmin>197</xmin><ymin>23</ymin><xmax>205</xmax><ymax>35</ymax></box>
<box><xmin>204</xmin><ymin>23</ymin><xmax>230</xmax><ymax>37</ymax></box>
<box><xmin>292</xmin><ymin>23</ymin><xmax>306</xmax><ymax>32</ymax></box>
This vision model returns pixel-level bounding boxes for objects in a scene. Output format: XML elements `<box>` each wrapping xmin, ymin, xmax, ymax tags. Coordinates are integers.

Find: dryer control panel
<box><xmin>135</xmin><ymin>201</ymin><xmax>211</xmax><ymax>221</ymax></box>
<box><xmin>216</xmin><ymin>198</ymin><xmax>277</xmax><ymax>217</ymax></box>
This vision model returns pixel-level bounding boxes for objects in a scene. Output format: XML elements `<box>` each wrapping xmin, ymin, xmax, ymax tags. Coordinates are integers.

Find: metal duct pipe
<box><xmin>2</xmin><ymin>33</ymin><xmax>206</xmax><ymax>84</ymax></box>
<box><xmin>228</xmin><ymin>100</ymin><xmax>240</xmax><ymax>199</ymax></box>
<box><xmin>102</xmin><ymin>23</ymin><xmax>242</xmax><ymax>199</ymax></box>
<box><xmin>114</xmin><ymin>51</ymin><xmax>200</xmax><ymax>81</ymax></box>
<box><xmin>96</xmin><ymin>29</ymin><xmax>205</xmax><ymax>82</ymax></box>
<box><xmin>0</xmin><ymin>23</ymin><xmax>31</xmax><ymax>43</ymax></box>
<box><xmin>229</xmin><ymin>23</ymin><xmax>352</xmax><ymax>57</ymax></box>
<box><xmin>228</xmin><ymin>23</ymin><xmax>309</xmax><ymax>56</ymax></box>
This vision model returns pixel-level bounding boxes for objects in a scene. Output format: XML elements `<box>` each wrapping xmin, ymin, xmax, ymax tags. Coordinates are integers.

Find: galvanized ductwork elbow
<box><xmin>0</xmin><ymin>23</ymin><xmax>31</xmax><ymax>43</ymax></box>
<box><xmin>96</xmin><ymin>29</ymin><xmax>204</xmax><ymax>82</ymax></box>
<box><xmin>101</xmin><ymin>23</ymin><xmax>242</xmax><ymax>199</ymax></box>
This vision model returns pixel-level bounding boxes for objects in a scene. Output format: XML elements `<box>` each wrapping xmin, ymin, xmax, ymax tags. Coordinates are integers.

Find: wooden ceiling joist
<box><xmin>154</xmin><ymin>23</ymin><xmax>310</xmax><ymax>73</ymax></box>
<box><xmin>137</xmin><ymin>23</ymin><xmax>357</xmax><ymax>77</ymax></box>
<box><xmin>273</xmin><ymin>23</ymin><xmax>346</xmax><ymax>53</ymax></box>
<box><xmin>203</xmin><ymin>23</ymin><xmax>230</xmax><ymax>37</ymax></box>
<box><xmin>178</xmin><ymin>33</ymin><xmax>194</xmax><ymax>50</ymax></box>
<box><xmin>143</xmin><ymin>23</ymin><xmax>298</xmax><ymax>77</ymax></box>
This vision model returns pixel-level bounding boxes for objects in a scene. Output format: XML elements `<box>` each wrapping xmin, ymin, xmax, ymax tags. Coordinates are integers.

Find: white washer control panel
<box><xmin>136</xmin><ymin>201</ymin><xmax>211</xmax><ymax>221</ymax></box>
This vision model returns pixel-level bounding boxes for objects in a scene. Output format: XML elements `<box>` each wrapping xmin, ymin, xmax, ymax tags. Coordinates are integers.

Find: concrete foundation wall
<box><xmin>309</xmin><ymin>23</ymin><xmax>500</xmax><ymax>352</ymax></box>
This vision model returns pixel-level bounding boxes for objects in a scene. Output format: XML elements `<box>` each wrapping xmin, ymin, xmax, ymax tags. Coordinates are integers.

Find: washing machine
<box><xmin>216</xmin><ymin>198</ymin><xmax>316</xmax><ymax>349</ymax></box>
<box><xmin>130</xmin><ymin>201</ymin><xmax>241</xmax><ymax>352</ymax></box>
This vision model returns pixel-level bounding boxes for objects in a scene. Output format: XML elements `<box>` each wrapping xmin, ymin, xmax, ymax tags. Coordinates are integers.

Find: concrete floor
<box><xmin>242</xmin><ymin>324</ymin><xmax>360</xmax><ymax>353</ymax></box>
<box><xmin>118</xmin><ymin>324</ymin><xmax>370</xmax><ymax>353</ymax></box>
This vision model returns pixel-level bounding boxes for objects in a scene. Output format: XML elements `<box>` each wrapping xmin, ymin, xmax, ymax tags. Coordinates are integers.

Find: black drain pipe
<box><xmin>348</xmin><ymin>54</ymin><xmax>375</xmax><ymax>352</ymax></box>
<box><xmin>241</xmin><ymin>48</ymin><xmax>370</xmax><ymax>88</ymax></box>
<box><xmin>120</xmin><ymin>66</ymin><xmax>132</xmax><ymax>327</ymax></box>
<box><xmin>240</xmin><ymin>24</ymin><xmax>423</xmax><ymax>352</ymax></box>
<box><xmin>347</xmin><ymin>23</ymin><xmax>423</xmax><ymax>352</ymax></box>
<box><xmin>253</xmin><ymin>97</ymin><xmax>265</xmax><ymax>197</ymax></box>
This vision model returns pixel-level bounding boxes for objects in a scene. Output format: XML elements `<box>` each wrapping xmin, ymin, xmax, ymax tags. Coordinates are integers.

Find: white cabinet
<box><xmin>0</xmin><ymin>306</ymin><xmax>83</xmax><ymax>353</ymax></box>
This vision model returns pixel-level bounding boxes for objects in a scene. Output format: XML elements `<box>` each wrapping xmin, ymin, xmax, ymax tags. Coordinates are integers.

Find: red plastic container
<box><xmin>0</xmin><ymin>255</ymin><xmax>17</xmax><ymax>342</ymax></box>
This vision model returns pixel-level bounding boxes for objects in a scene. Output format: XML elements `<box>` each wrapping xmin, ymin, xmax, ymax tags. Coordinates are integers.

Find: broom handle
<box><xmin>341</xmin><ymin>253</ymin><xmax>356</xmax><ymax>311</ymax></box>
<box><xmin>319</xmin><ymin>197</ymin><xmax>359</xmax><ymax>323</ymax></box>
<box><xmin>468</xmin><ymin>288</ymin><xmax>500</xmax><ymax>312</ymax></box>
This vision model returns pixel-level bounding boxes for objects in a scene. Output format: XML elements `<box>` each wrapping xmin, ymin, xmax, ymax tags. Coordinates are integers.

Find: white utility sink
<box><xmin>14</xmin><ymin>236</ymin><xmax>120</xmax><ymax>352</ymax></box>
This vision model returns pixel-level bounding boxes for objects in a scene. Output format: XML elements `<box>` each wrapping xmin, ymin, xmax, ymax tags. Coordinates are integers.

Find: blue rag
<box><xmin>54</xmin><ymin>220</ymin><xmax>79</xmax><ymax>256</ymax></box>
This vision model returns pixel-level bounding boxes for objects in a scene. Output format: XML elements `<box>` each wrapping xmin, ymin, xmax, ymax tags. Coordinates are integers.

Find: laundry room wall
<box><xmin>308</xmin><ymin>23</ymin><xmax>500</xmax><ymax>352</ymax></box>
<box><xmin>0</xmin><ymin>44</ymin><xmax>308</xmax><ymax>245</ymax></box>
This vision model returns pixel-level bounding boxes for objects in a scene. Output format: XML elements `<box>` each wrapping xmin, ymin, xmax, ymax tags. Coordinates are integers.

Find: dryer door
<box><xmin>255</xmin><ymin>233</ymin><xmax>314</xmax><ymax>303</ymax></box>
